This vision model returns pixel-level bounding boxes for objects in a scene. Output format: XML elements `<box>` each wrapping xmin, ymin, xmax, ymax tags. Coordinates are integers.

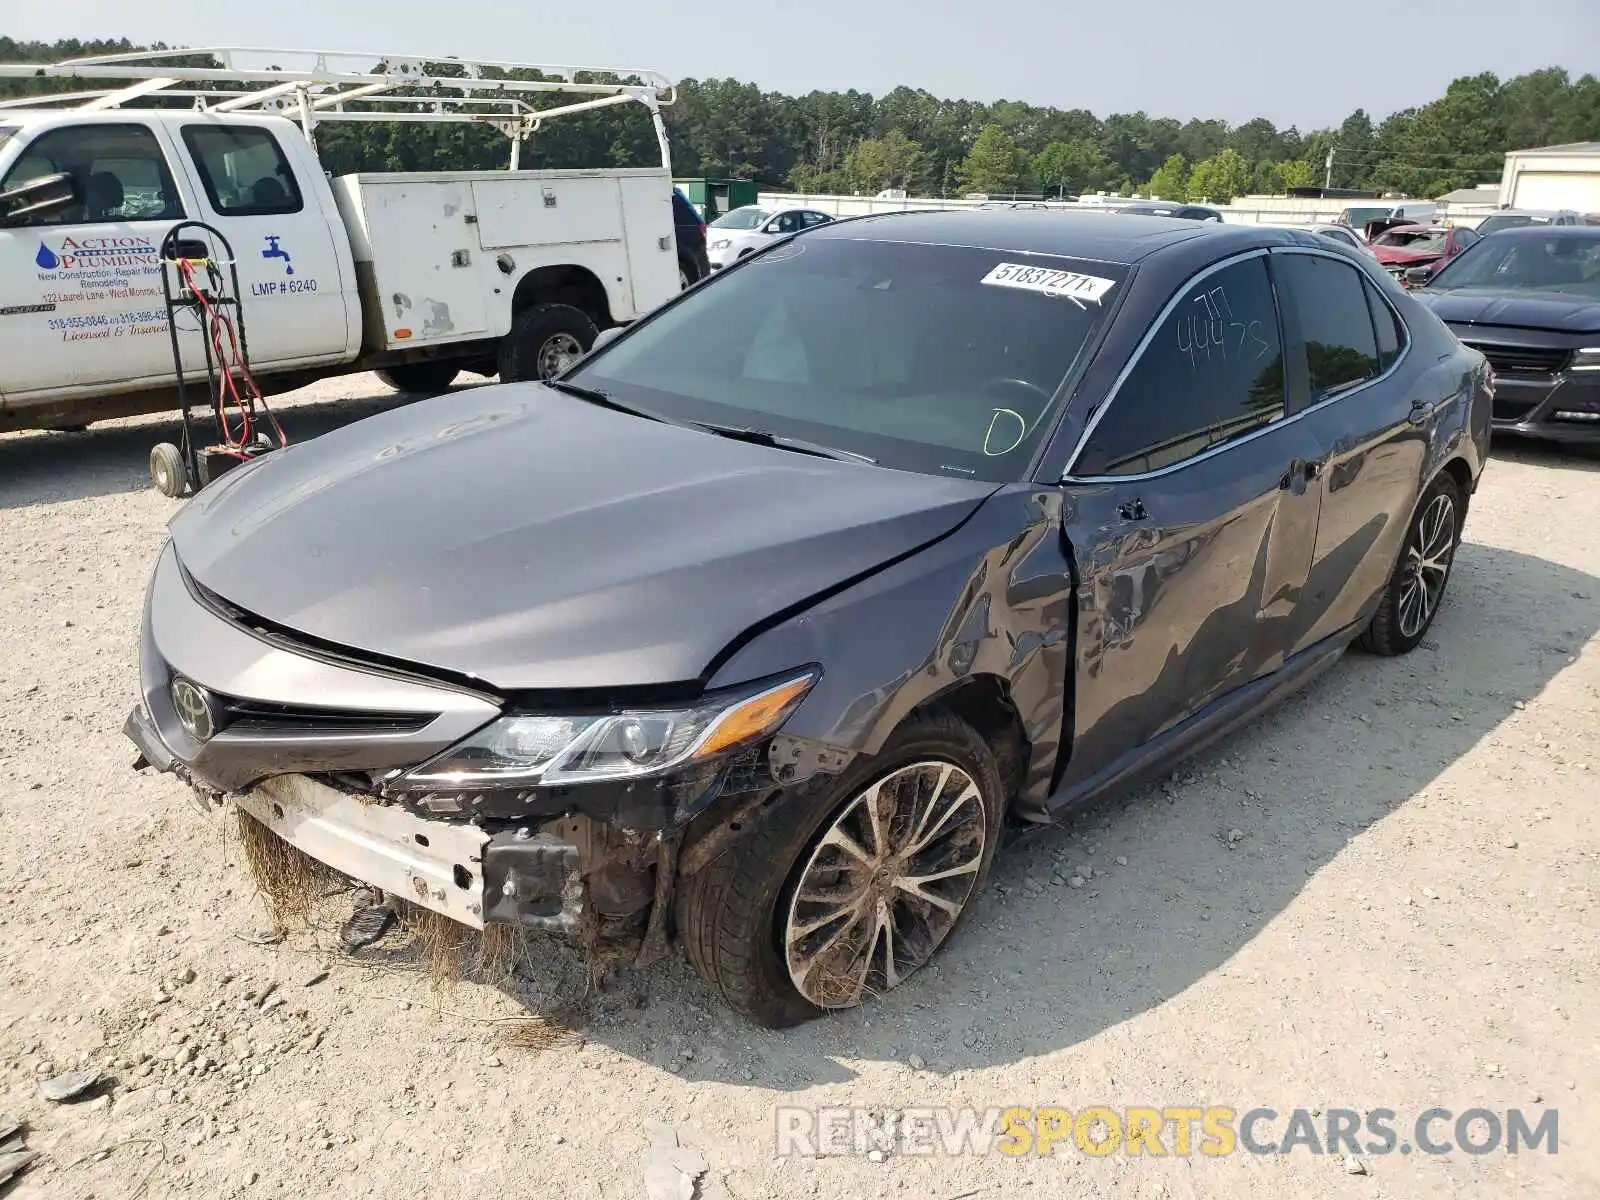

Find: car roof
<box><xmin>1490</xmin><ymin>208</ymin><xmax>1573</xmax><ymax>217</ymax></box>
<box><xmin>803</xmin><ymin>209</ymin><xmax>1266</xmax><ymax>264</ymax></box>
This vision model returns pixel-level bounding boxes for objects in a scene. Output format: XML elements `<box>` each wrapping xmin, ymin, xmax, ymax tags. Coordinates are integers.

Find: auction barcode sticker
<box><xmin>981</xmin><ymin>262</ymin><xmax>1117</xmax><ymax>306</ymax></box>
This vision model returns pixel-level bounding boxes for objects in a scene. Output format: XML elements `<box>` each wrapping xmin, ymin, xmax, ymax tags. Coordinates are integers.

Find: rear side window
<box><xmin>0</xmin><ymin>123</ymin><xmax>183</xmax><ymax>226</ymax></box>
<box><xmin>182</xmin><ymin>125</ymin><xmax>303</xmax><ymax>216</ymax></box>
<box><xmin>1276</xmin><ymin>253</ymin><xmax>1381</xmax><ymax>402</ymax></box>
<box><xmin>1074</xmin><ymin>255</ymin><xmax>1286</xmax><ymax>477</ymax></box>
<box><xmin>1365</xmin><ymin>279</ymin><xmax>1405</xmax><ymax>371</ymax></box>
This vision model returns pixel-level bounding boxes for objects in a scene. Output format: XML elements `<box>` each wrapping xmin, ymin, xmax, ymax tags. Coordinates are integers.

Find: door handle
<box><xmin>1116</xmin><ymin>497</ymin><xmax>1148</xmax><ymax>522</ymax></box>
<box><xmin>1304</xmin><ymin>457</ymin><xmax>1324</xmax><ymax>480</ymax></box>
<box><xmin>1408</xmin><ymin>400</ymin><xmax>1434</xmax><ymax>427</ymax></box>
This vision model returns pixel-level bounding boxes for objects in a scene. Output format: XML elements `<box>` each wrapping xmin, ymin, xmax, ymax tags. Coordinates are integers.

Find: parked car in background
<box><xmin>1118</xmin><ymin>200</ymin><xmax>1223</xmax><ymax>221</ymax></box>
<box><xmin>125</xmin><ymin>211</ymin><xmax>1490</xmax><ymax>1027</ymax></box>
<box><xmin>672</xmin><ymin>187</ymin><xmax>710</xmax><ymax>287</ymax></box>
<box><xmin>1475</xmin><ymin>209</ymin><xmax>1583</xmax><ymax>236</ymax></box>
<box><xmin>1306</xmin><ymin>223</ymin><xmax>1378</xmax><ymax>257</ymax></box>
<box><xmin>1336</xmin><ymin>201</ymin><xmax>1438</xmax><ymax>238</ymax></box>
<box><xmin>1370</xmin><ymin>224</ymin><xmax>1479</xmax><ymax>286</ymax></box>
<box><xmin>706</xmin><ymin>204</ymin><xmax>834</xmax><ymax>269</ymax></box>
<box><xmin>1412</xmin><ymin>225</ymin><xmax>1600</xmax><ymax>445</ymax></box>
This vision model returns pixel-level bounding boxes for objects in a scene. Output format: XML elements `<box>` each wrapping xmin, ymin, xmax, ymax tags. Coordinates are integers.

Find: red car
<box><xmin>1370</xmin><ymin>224</ymin><xmax>1480</xmax><ymax>287</ymax></box>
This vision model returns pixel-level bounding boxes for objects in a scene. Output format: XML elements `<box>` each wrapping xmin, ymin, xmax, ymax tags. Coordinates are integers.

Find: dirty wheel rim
<box><xmin>536</xmin><ymin>332</ymin><xmax>584</xmax><ymax>378</ymax></box>
<box><xmin>784</xmin><ymin>761</ymin><xmax>987</xmax><ymax>1009</ymax></box>
<box><xmin>1398</xmin><ymin>492</ymin><xmax>1455</xmax><ymax>639</ymax></box>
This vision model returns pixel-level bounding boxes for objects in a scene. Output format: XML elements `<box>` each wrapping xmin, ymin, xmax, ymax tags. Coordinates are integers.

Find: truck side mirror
<box><xmin>0</xmin><ymin>172</ymin><xmax>81</xmax><ymax>227</ymax></box>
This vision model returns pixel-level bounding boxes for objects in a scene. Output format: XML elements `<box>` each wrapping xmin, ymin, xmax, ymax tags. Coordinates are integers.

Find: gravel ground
<box><xmin>1</xmin><ymin>376</ymin><xmax>1596</xmax><ymax>1199</ymax></box>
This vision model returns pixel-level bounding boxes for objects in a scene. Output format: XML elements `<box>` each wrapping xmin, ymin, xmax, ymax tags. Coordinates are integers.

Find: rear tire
<box><xmin>375</xmin><ymin>362</ymin><xmax>460</xmax><ymax>395</ymax></box>
<box><xmin>1360</xmin><ymin>472</ymin><xmax>1462</xmax><ymax>655</ymax></box>
<box><xmin>496</xmin><ymin>302</ymin><xmax>598</xmax><ymax>382</ymax></box>
<box><xmin>675</xmin><ymin>709</ymin><xmax>1004</xmax><ymax>1028</ymax></box>
<box><xmin>149</xmin><ymin>442</ymin><xmax>188</xmax><ymax>499</ymax></box>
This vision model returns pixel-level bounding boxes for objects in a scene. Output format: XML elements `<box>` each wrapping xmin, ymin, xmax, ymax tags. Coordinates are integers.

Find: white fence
<box><xmin>756</xmin><ymin>192</ymin><xmax>1378</xmax><ymax>227</ymax></box>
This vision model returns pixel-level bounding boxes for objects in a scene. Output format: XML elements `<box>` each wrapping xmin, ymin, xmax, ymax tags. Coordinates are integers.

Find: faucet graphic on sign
<box><xmin>261</xmin><ymin>235</ymin><xmax>294</xmax><ymax>276</ymax></box>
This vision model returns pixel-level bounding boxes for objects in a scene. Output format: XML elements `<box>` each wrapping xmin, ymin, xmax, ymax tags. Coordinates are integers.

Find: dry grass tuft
<box><xmin>398</xmin><ymin>906</ymin><xmax>531</xmax><ymax>992</ymax></box>
<box><xmin>495</xmin><ymin>1014</ymin><xmax>585</xmax><ymax>1053</ymax></box>
<box><xmin>235</xmin><ymin>807</ymin><xmax>345</xmax><ymax>929</ymax></box>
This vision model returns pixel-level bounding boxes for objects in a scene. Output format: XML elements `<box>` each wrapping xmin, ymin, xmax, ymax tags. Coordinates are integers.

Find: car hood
<box><xmin>168</xmin><ymin>384</ymin><xmax>995</xmax><ymax>691</ymax></box>
<box><xmin>1412</xmin><ymin>288</ymin><xmax>1600</xmax><ymax>333</ymax></box>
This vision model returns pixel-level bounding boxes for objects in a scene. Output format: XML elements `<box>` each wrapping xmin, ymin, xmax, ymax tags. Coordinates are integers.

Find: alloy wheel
<box><xmin>784</xmin><ymin>761</ymin><xmax>987</xmax><ymax>1009</ymax></box>
<box><xmin>1398</xmin><ymin>492</ymin><xmax>1456</xmax><ymax>639</ymax></box>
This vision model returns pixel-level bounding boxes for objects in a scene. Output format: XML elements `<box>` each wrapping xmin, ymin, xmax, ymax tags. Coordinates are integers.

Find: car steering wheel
<box><xmin>980</xmin><ymin>377</ymin><xmax>1053</xmax><ymax>407</ymax></box>
<box><xmin>976</xmin><ymin>378</ymin><xmax>1053</xmax><ymax>456</ymax></box>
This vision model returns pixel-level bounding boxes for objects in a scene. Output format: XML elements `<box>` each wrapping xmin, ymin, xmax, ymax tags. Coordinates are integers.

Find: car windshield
<box><xmin>1476</xmin><ymin>214</ymin><xmax>1547</xmax><ymax>235</ymax></box>
<box><xmin>1374</xmin><ymin>227</ymin><xmax>1448</xmax><ymax>252</ymax></box>
<box><xmin>568</xmin><ymin>237</ymin><xmax>1128</xmax><ymax>481</ymax></box>
<box><xmin>710</xmin><ymin>206</ymin><xmax>771</xmax><ymax>230</ymax></box>
<box><xmin>1341</xmin><ymin>207</ymin><xmax>1390</xmax><ymax>228</ymax></box>
<box><xmin>1429</xmin><ymin>232</ymin><xmax>1600</xmax><ymax>295</ymax></box>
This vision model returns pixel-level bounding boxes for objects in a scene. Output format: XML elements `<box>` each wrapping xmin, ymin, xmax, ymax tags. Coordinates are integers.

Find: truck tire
<box><xmin>497</xmin><ymin>302</ymin><xmax>598</xmax><ymax>382</ymax></box>
<box><xmin>375</xmin><ymin>363</ymin><xmax>460</xmax><ymax>395</ymax></box>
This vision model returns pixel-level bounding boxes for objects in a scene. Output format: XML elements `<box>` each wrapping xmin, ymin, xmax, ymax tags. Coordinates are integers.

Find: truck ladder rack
<box><xmin>0</xmin><ymin>47</ymin><xmax>676</xmax><ymax>168</ymax></box>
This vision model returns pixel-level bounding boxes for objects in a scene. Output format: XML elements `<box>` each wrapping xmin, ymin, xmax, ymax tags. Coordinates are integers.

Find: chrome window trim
<box><xmin>1061</xmin><ymin>245</ymin><xmax>1413</xmax><ymax>484</ymax></box>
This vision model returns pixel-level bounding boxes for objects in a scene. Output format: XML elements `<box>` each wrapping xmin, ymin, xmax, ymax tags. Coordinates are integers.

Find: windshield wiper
<box><xmin>543</xmin><ymin>379</ymin><xmax>683</xmax><ymax>426</ymax></box>
<box><xmin>691</xmin><ymin>422</ymin><xmax>877</xmax><ymax>464</ymax></box>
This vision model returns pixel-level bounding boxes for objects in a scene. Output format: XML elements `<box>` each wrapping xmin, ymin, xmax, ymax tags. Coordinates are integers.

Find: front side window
<box><xmin>181</xmin><ymin>124</ymin><xmax>303</xmax><ymax>216</ymax></box>
<box><xmin>1276</xmin><ymin>253</ymin><xmax>1381</xmax><ymax>403</ymax></box>
<box><xmin>0</xmin><ymin>123</ymin><xmax>183</xmax><ymax>226</ymax></box>
<box><xmin>571</xmin><ymin>237</ymin><xmax>1127</xmax><ymax>481</ymax></box>
<box><xmin>1073</xmin><ymin>255</ymin><xmax>1285</xmax><ymax>477</ymax></box>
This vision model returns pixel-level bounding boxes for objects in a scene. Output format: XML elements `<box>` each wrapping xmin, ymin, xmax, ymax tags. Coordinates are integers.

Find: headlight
<box><xmin>390</xmin><ymin>670</ymin><xmax>817</xmax><ymax>790</ymax></box>
<box><xmin>1570</xmin><ymin>347</ymin><xmax>1600</xmax><ymax>371</ymax></box>
<box><xmin>709</xmin><ymin>238</ymin><xmax>732</xmax><ymax>250</ymax></box>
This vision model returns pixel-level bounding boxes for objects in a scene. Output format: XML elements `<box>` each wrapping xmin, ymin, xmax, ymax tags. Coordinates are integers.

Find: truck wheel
<box><xmin>675</xmin><ymin>709</ymin><xmax>1004</xmax><ymax>1028</ymax></box>
<box><xmin>497</xmin><ymin>302</ymin><xmax>598</xmax><ymax>382</ymax></box>
<box><xmin>375</xmin><ymin>363</ymin><xmax>460</xmax><ymax>395</ymax></box>
<box><xmin>149</xmin><ymin>443</ymin><xmax>188</xmax><ymax>498</ymax></box>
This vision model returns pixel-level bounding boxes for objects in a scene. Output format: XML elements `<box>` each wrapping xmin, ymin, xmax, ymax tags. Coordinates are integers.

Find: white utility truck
<box><xmin>0</xmin><ymin>47</ymin><xmax>681</xmax><ymax>433</ymax></box>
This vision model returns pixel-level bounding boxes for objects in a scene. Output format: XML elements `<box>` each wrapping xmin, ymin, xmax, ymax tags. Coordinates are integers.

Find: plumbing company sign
<box><xmin>36</xmin><ymin>235</ymin><xmax>162</xmax><ymax>279</ymax></box>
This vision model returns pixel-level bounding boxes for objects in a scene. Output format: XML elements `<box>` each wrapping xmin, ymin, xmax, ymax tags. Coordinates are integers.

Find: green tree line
<box><xmin>3</xmin><ymin>37</ymin><xmax>1598</xmax><ymax>203</ymax></box>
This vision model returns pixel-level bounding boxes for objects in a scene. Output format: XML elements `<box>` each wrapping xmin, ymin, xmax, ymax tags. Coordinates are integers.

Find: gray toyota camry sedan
<box><xmin>126</xmin><ymin>211</ymin><xmax>1491</xmax><ymax>1027</ymax></box>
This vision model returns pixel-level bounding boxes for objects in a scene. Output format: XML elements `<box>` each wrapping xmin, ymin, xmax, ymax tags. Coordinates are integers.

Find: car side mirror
<box><xmin>1403</xmin><ymin>264</ymin><xmax>1436</xmax><ymax>287</ymax></box>
<box><xmin>0</xmin><ymin>172</ymin><xmax>80</xmax><ymax>227</ymax></box>
<box><xmin>588</xmin><ymin>326</ymin><xmax>625</xmax><ymax>355</ymax></box>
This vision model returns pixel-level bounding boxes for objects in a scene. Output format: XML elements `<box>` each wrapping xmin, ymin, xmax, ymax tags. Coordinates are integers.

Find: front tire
<box><xmin>676</xmin><ymin>709</ymin><xmax>1004</xmax><ymax>1028</ymax></box>
<box><xmin>1360</xmin><ymin>472</ymin><xmax>1462</xmax><ymax>655</ymax></box>
<box><xmin>496</xmin><ymin>302</ymin><xmax>597</xmax><ymax>382</ymax></box>
<box><xmin>375</xmin><ymin>362</ymin><xmax>460</xmax><ymax>395</ymax></box>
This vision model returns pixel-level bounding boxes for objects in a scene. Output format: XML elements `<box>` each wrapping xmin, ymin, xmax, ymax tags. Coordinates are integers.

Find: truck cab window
<box><xmin>182</xmin><ymin>125</ymin><xmax>303</xmax><ymax>216</ymax></box>
<box><xmin>0</xmin><ymin>123</ymin><xmax>183</xmax><ymax>226</ymax></box>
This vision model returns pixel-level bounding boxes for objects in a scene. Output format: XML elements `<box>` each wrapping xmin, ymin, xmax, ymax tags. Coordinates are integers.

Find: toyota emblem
<box><xmin>170</xmin><ymin>678</ymin><xmax>217</xmax><ymax>742</ymax></box>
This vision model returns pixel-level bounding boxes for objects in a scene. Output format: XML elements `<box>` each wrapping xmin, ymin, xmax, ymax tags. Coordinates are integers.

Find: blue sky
<box><xmin>8</xmin><ymin>0</ymin><xmax>1598</xmax><ymax>130</ymax></box>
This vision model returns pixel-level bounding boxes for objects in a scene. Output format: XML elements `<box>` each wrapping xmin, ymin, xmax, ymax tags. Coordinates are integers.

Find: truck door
<box><xmin>169</xmin><ymin>119</ymin><xmax>350</xmax><ymax>368</ymax></box>
<box><xmin>0</xmin><ymin>120</ymin><xmax>186</xmax><ymax>396</ymax></box>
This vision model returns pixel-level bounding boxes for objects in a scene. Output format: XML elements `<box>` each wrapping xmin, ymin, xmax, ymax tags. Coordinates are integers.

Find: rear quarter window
<box><xmin>1276</xmin><ymin>253</ymin><xmax>1381</xmax><ymax>403</ymax></box>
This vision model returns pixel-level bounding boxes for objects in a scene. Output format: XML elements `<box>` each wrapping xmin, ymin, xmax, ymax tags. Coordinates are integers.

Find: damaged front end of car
<box><xmin>123</xmin><ymin>541</ymin><xmax>838</xmax><ymax>968</ymax></box>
